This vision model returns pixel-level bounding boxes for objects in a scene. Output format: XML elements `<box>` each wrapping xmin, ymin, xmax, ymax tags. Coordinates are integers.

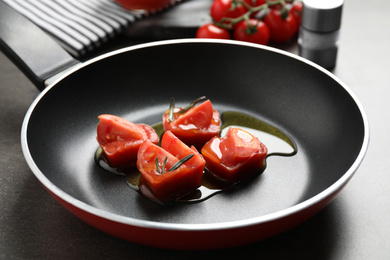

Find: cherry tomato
<box><xmin>196</xmin><ymin>23</ymin><xmax>231</xmax><ymax>39</ymax></box>
<box><xmin>290</xmin><ymin>1</ymin><xmax>303</xmax><ymax>27</ymax></box>
<box><xmin>163</xmin><ymin>98</ymin><xmax>221</xmax><ymax>150</ymax></box>
<box><xmin>201</xmin><ymin>127</ymin><xmax>268</xmax><ymax>182</ymax></box>
<box><xmin>210</xmin><ymin>0</ymin><xmax>247</xmax><ymax>23</ymax></box>
<box><xmin>96</xmin><ymin>114</ymin><xmax>159</xmax><ymax>168</ymax></box>
<box><xmin>263</xmin><ymin>8</ymin><xmax>298</xmax><ymax>42</ymax></box>
<box><xmin>233</xmin><ymin>19</ymin><xmax>270</xmax><ymax>45</ymax></box>
<box><xmin>137</xmin><ymin>131</ymin><xmax>205</xmax><ymax>202</ymax></box>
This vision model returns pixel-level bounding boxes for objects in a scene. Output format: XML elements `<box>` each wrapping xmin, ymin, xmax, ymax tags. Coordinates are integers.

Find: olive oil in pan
<box><xmin>95</xmin><ymin>111</ymin><xmax>297</xmax><ymax>204</ymax></box>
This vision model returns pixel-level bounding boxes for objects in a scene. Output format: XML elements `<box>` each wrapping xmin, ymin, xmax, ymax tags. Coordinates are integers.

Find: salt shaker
<box><xmin>298</xmin><ymin>0</ymin><xmax>344</xmax><ymax>70</ymax></box>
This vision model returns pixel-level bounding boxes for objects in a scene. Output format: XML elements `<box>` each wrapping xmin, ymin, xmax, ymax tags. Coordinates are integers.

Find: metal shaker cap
<box><xmin>302</xmin><ymin>0</ymin><xmax>343</xmax><ymax>32</ymax></box>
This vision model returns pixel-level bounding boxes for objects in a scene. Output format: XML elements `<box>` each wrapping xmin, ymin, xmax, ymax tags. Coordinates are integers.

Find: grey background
<box><xmin>1</xmin><ymin>0</ymin><xmax>389</xmax><ymax>259</ymax></box>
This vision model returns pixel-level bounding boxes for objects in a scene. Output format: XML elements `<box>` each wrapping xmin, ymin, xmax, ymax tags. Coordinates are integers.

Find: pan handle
<box><xmin>0</xmin><ymin>1</ymin><xmax>80</xmax><ymax>91</ymax></box>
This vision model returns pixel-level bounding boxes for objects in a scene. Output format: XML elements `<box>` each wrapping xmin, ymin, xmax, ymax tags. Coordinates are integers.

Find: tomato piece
<box><xmin>210</xmin><ymin>0</ymin><xmax>247</xmax><ymax>23</ymax></box>
<box><xmin>96</xmin><ymin>114</ymin><xmax>159</xmax><ymax>168</ymax></box>
<box><xmin>137</xmin><ymin>131</ymin><xmax>205</xmax><ymax>202</ymax></box>
<box><xmin>196</xmin><ymin>23</ymin><xmax>231</xmax><ymax>40</ymax></box>
<box><xmin>263</xmin><ymin>8</ymin><xmax>298</xmax><ymax>42</ymax></box>
<box><xmin>163</xmin><ymin>98</ymin><xmax>221</xmax><ymax>150</ymax></box>
<box><xmin>233</xmin><ymin>19</ymin><xmax>270</xmax><ymax>45</ymax></box>
<box><xmin>201</xmin><ymin>127</ymin><xmax>268</xmax><ymax>182</ymax></box>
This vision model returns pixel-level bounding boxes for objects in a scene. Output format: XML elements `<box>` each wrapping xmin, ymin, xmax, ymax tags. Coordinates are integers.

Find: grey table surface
<box><xmin>1</xmin><ymin>0</ymin><xmax>389</xmax><ymax>259</ymax></box>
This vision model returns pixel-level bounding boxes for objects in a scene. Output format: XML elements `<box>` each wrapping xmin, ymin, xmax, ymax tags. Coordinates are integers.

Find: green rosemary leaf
<box><xmin>169</xmin><ymin>154</ymin><xmax>194</xmax><ymax>172</ymax></box>
<box><xmin>161</xmin><ymin>157</ymin><xmax>168</xmax><ymax>175</ymax></box>
<box><xmin>155</xmin><ymin>157</ymin><xmax>160</xmax><ymax>174</ymax></box>
<box><xmin>156</xmin><ymin>156</ymin><xmax>169</xmax><ymax>175</ymax></box>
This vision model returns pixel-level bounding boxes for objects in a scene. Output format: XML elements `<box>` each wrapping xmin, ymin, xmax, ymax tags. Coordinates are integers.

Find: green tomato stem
<box><xmin>215</xmin><ymin>0</ymin><xmax>296</xmax><ymax>29</ymax></box>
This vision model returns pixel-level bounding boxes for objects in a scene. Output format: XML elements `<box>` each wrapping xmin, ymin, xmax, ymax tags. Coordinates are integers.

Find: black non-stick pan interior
<box><xmin>25</xmin><ymin>41</ymin><xmax>366</xmax><ymax>224</ymax></box>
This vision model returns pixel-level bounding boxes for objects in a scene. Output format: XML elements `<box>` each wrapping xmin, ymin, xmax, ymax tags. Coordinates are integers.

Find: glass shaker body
<box><xmin>298</xmin><ymin>0</ymin><xmax>344</xmax><ymax>70</ymax></box>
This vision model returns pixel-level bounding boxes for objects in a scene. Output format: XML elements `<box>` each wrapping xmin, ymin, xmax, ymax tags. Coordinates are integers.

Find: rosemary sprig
<box><xmin>155</xmin><ymin>156</ymin><xmax>168</xmax><ymax>175</ymax></box>
<box><xmin>168</xmin><ymin>96</ymin><xmax>207</xmax><ymax>122</ymax></box>
<box><xmin>179</xmin><ymin>96</ymin><xmax>207</xmax><ymax>114</ymax></box>
<box><xmin>155</xmin><ymin>154</ymin><xmax>194</xmax><ymax>175</ymax></box>
<box><xmin>169</xmin><ymin>154</ymin><xmax>194</xmax><ymax>171</ymax></box>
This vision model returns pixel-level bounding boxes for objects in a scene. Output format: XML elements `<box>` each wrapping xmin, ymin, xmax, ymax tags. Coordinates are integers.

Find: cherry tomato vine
<box><xmin>196</xmin><ymin>0</ymin><xmax>302</xmax><ymax>45</ymax></box>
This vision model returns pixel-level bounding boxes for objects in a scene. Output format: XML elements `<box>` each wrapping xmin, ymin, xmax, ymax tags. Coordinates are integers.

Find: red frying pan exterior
<box><xmin>44</xmin><ymin>175</ymin><xmax>347</xmax><ymax>250</ymax></box>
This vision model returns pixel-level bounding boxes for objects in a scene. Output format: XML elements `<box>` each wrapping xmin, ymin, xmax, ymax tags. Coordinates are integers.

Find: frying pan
<box><xmin>0</xmin><ymin>1</ymin><xmax>369</xmax><ymax>250</ymax></box>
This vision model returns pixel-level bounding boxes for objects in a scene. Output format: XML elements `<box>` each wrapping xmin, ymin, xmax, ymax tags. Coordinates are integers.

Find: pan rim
<box><xmin>20</xmin><ymin>38</ymin><xmax>370</xmax><ymax>232</ymax></box>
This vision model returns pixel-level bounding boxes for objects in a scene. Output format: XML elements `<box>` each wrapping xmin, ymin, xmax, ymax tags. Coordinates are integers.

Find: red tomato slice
<box><xmin>163</xmin><ymin>99</ymin><xmax>221</xmax><ymax>149</ymax></box>
<box><xmin>201</xmin><ymin>127</ymin><xmax>268</xmax><ymax>182</ymax></box>
<box><xmin>97</xmin><ymin>114</ymin><xmax>159</xmax><ymax>168</ymax></box>
<box><xmin>171</xmin><ymin>99</ymin><xmax>213</xmax><ymax>129</ymax></box>
<box><xmin>137</xmin><ymin>131</ymin><xmax>205</xmax><ymax>202</ymax></box>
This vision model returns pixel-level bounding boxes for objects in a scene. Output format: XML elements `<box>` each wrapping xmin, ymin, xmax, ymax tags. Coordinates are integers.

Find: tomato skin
<box><xmin>96</xmin><ymin>114</ymin><xmax>159</xmax><ymax>168</ymax></box>
<box><xmin>163</xmin><ymin>99</ymin><xmax>221</xmax><ymax>150</ymax></box>
<box><xmin>233</xmin><ymin>19</ymin><xmax>270</xmax><ymax>45</ymax></box>
<box><xmin>210</xmin><ymin>0</ymin><xmax>246</xmax><ymax>23</ymax></box>
<box><xmin>196</xmin><ymin>23</ymin><xmax>231</xmax><ymax>39</ymax></box>
<box><xmin>263</xmin><ymin>9</ymin><xmax>298</xmax><ymax>42</ymax></box>
<box><xmin>201</xmin><ymin>127</ymin><xmax>268</xmax><ymax>182</ymax></box>
<box><xmin>137</xmin><ymin>131</ymin><xmax>205</xmax><ymax>202</ymax></box>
